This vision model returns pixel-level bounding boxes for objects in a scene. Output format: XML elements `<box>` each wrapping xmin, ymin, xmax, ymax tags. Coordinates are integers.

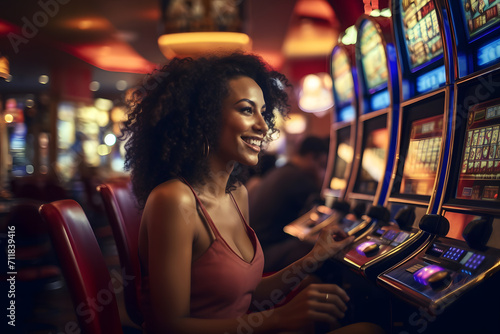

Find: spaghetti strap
<box><xmin>178</xmin><ymin>177</ymin><xmax>223</xmax><ymax>239</ymax></box>
<box><xmin>229</xmin><ymin>193</ymin><xmax>250</xmax><ymax>228</ymax></box>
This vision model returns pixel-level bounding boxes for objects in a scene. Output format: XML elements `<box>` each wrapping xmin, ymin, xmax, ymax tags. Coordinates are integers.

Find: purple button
<box><xmin>413</xmin><ymin>265</ymin><xmax>446</xmax><ymax>286</ymax></box>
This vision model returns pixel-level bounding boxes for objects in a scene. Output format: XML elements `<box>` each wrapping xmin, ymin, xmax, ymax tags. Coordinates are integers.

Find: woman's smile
<box><xmin>216</xmin><ymin>76</ymin><xmax>268</xmax><ymax>166</ymax></box>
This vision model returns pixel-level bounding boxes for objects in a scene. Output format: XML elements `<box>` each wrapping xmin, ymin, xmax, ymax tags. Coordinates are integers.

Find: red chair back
<box><xmin>97</xmin><ymin>180</ymin><xmax>143</xmax><ymax>326</ymax></box>
<box><xmin>39</xmin><ymin>199</ymin><xmax>123</xmax><ymax>334</ymax></box>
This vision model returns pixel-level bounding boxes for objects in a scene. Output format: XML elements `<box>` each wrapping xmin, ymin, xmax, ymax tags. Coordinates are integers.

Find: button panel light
<box><xmin>413</xmin><ymin>265</ymin><xmax>446</xmax><ymax>286</ymax></box>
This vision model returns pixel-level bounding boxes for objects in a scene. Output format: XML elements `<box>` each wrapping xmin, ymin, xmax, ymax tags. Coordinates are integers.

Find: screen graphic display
<box><xmin>332</xmin><ymin>48</ymin><xmax>355</xmax><ymax>106</ymax></box>
<box><xmin>461</xmin><ymin>0</ymin><xmax>500</xmax><ymax>39</ymax></box>
<box><xmin>456</xmin><ymin>99</ymin><xmax>500</xmax><ymax>202</ymax></box>
<box><xmin>330</xmin><ymin>127</ymin><xmax>353</xmax><ymax>191</ymax></box>
<box><xmin>355</xmin><ymin>121</ymin><xmax>389</xmax><ymax>195</ymax></box>
<box><xmin>360</xmin><ymin>20</ymin><xmax>388</xmax><ymax>91</ymax></box>
<box><xmin>400</xmin><ymin>0</ymin><xmax>443</xmax><ymax>70</ymax></box>
<box><xmin>400</xmin><ymin>115</ymin><xmax>443</xmax><ymax>196</ymax></box>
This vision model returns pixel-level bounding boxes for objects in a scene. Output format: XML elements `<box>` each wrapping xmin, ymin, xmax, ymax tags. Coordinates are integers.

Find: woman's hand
<box><xmin>274</xmin><ymin>283</ymin><xmax>350</xmax><ymax>332</ymax></box>
<box><xmin>304</xmin><ymin>224</ymin><xmax>355</xmax><ymax>267</ymax></box>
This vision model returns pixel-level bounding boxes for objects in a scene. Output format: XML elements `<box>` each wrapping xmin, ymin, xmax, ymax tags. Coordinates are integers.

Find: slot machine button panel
<box><xmin>356</xmin><ymin>241</ymin><xmax>380</xmax><ymax>256</ymax></box>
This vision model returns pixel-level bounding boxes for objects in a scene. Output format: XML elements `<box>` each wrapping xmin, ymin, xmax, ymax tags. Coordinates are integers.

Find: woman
<box><xmin>123</xmin><ymin>53</ymin><xmax>383</xmax><ymax>333</ymax></box>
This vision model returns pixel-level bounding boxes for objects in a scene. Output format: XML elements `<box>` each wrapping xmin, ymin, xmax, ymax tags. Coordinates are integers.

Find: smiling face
<box><xmin>215</xmin><ymin>76</ymin><xmax>269</xmax><ymax>167</ymax></box>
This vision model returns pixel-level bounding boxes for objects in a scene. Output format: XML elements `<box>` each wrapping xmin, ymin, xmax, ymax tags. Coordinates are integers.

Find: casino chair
<box><xmin>39</xmin><ymin>200</ymin><xmax>124</xmax><ymax>334</ymax></box>
<box><xmin>97</xmin><ymin>180</ymin><xmax>143</xmax><ymax>326</ymax></box>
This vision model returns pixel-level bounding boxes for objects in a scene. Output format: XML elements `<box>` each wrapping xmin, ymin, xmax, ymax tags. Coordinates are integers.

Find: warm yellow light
<box><xmin>4</xmin><ymin>114</ymin><xmax>13</xmax><ymax>123</ymax></box>
<box><xmin>158</xmin><ymin>32</ymin><xmax>252</xmax><ymax>59</ymax></box>
<box><xmin>95</xmin><ymin>98</ymin><xmax>113</xmax><ymax>111</ymax></box>
<box><xmin>96</xmin><ymin>110</ymin><xmax>110</xmax><ymax>127</ymax></box>
<box><xmin>97</xmin><ymin>144</ymin><xmax>111</xmax><ymax>156</ymax></box>
<box><xmin>298</xmin><ymin>73</ymin><xmax>334</xmax><ymax>113</ymax></box>
<box><xmin>39</xmin><ymin>75</ymin><xmax>49</xmax><ymax>84</ymax></box>
<box><xmin>337</xmin><ymin>143</ymin><xmax>354</xmax><ymax>164</ymax></box>
<box><xmin>284</xmin><ymin>113</ymin><xmax>307</xmax><ymax>134</ymax></box>
<box><xmin>111</xmin><ymin>106</ymin><xmax>127</xmax><ymax>123</ymax></box>
<box><xmin>330</xmin><ymin>178</ymin><xmax>347</xmax><ymax>190</ymax></box>
<box><xmin>64</xmin><ymin>17</ymin><xmax>111</xmax><ymax>31</ymax></box>
<box><xmin>0</xmin><ymin>56</ymin><xmax>10</xmax><ymax>80</ymax></box>
<box><xmin>303</xmin><ymin>74</ymin><xmax>322</xmax><ymax>93</ymax></box>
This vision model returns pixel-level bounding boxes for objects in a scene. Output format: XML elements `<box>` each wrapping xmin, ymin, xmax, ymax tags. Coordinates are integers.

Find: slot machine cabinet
<box><xmin>346</xmin><ymin>15</ymin><xmax>400</xmax><ymax>210</ymax></box>
<box><xmin>336</xmin><ymin>0</ymin><xmax>456</xmax><ymax>282</ymax></box>
<box><xmin>376</xmin><ymin>1</ymin><xmax>500</xmax><ymax>332</ymax></box>
<box><xmin>309</xmin><ymin>14</ymin><xmax>402</xmax><ymax>330</ymax></box>
<box><xmin>283</xmin><ymin>41</ymin><xmax>360</xmax><ymax>242</ymax></box>
<box><xmin>323</xmin><ymin>42</ymin><xmax>359</xmax><ymax>203</ymax></box>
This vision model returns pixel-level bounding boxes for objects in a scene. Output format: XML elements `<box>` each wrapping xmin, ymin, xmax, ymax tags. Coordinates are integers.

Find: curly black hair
<box><xmin>122</xmin><ymin>52</ymin><xmax>290</xmax><ymax>208</ymax></box>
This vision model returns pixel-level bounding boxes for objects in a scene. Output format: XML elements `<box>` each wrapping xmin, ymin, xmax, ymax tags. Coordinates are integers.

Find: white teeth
<box><xmin>243</xmin><ymin>137</ymin><xmax>261</xmax><ymax>146</ymax></box>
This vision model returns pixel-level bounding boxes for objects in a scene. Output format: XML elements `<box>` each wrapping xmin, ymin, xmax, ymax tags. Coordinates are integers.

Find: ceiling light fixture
<box><xmin>297</xmin><ymin>72</ymin><xmax>334</xmax><ymax>115</ymax></box>
<box><xmin>157</xmin><ymin>0</ymin><xmax>251</xmax><ymax>59</ymax></box>
<box><xmin>0</xmin><ymin>55</ymin><xmax>10</xmax><ymax>80</ymax></box>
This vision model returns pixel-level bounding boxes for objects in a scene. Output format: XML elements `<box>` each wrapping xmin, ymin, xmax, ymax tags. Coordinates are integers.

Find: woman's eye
<box><xmin>240</xmin><ymin>107</ymin><xmax>253</xmax><ymax>114</ymax></box>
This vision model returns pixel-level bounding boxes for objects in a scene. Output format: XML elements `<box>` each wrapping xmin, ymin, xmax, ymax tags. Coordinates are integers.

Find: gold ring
<box><xmin>325</xmin><ymin>293</ymin><xmax>329</xmax><ymax>302</ymax></box>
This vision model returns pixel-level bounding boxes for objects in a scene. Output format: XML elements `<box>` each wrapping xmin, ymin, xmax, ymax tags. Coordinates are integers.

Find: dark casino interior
<box><xmin>1</xmin><ymin>0</ymin><xmax>500</xmax><ymax>333</ymax></box>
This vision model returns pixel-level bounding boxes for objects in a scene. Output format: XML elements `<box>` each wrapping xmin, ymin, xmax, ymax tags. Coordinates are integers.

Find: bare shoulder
<box><xmin>147</xmin><ymin>179</ymin><xmax>194</xmax><ymax>206</ymax></box>
<box><xmin>143</xmin><ymin>179</ymin><xmax>197</xmax><ymax>228</ymax></box>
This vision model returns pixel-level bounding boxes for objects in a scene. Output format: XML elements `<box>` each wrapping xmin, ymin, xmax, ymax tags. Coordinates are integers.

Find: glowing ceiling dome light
<box><xmin>298</xmin><ymin>72</ymin><xmax>334</xmax><ymax>114</ymax></box>
<box><xmin>158</xmin><ymin>32</ymin><xmax>251</xmax><ymax>59</ymax></box>
<box><xmin>157</xmin><ymin>0</ymin><xmax>251</xmax><ymax>59</ymax></box>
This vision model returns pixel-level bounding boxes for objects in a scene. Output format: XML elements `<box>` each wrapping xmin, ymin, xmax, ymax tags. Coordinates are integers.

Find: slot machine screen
<box><xmin>460</xmin><ymin>0</ymin><xmax>500</xmax><ymax>40</ymax></box>
<box><xmin>332</xmin><ymin>48</ymin><xmax>355</xmax><ymax>107</ymax></box>
<box><xmin>456</xmin><ymin>99</ymin><xmax>500</xmax><ymax>202</ymax></box>
<box><xmin>399</xmin><ymin>0</ymin><xmax>443</xmax><ymax>71</ymax></box>
<box><xmin>359</xmin><ymin>20</ymin><xmax>388</xmax><ymax>92</ymax></box>
<box><xmin>400</xmin><ymin>115</ymin><xmax>443</xmax><ymax>196</ymax></box>
<box><xmin>354</xmin><ymin>115</ymin><xmax>388</xmax><ymax>195</ymax></box>
<box><xmin>329</xmin><ymin>126</ymin><xmax>353</xmax><ymax>191</ymax></box>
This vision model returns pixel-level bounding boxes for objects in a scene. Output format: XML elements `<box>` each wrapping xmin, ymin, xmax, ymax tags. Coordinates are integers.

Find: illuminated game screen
<box><xmin>456</xmin><ymin>99</ymin><xmax>500</xmax><ymax>202</ymax></box>
<box><xmin>332</xmin><ymin>48</ymin><xmax>355</xmax><ymax>106</ymax></box>
<box><xmin>360</xmin><ymin>20</ymin><xmax>388</xmax><ymax>92</ymax></box>
<box><xmin>330</xmin><ymin>127</ymin><xmax>353</xmax><ymax>191</ymax></box>
<box><xmin>354</xmin><ymin>116</ymin><xmax>388</xmax><ymax>195</ymax></box>
<box><xmin>399</xmin><ymin>0</ymin><xmax>443</xmax><ymax>70</ymax></box>
<box><xmin>461</xmin><ymin>0</ymin><xmax>500</xmax><ymax>39</ymax></box>
<box><xmin>400</xmin><ymin>115</ymin><xmax>443</xmax><ymax>196</ymax></box>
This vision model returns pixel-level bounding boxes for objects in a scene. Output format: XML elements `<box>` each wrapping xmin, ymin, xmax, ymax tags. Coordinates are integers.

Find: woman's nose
<box><xmin>254</xmin><ymin>113</ymin><xmax>269</xmax><ymax>133</ymax></box>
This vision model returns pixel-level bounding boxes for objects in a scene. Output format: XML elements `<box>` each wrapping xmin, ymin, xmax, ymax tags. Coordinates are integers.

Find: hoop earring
<box><xmin>202</xmin><ymin>136</ymin><xmax>210</xmax><ymax>158</ymax></box>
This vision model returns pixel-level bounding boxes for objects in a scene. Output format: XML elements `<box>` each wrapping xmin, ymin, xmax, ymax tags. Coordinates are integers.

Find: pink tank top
<box><xmin>141</xmin><ymin>180</ymin><xmax>264</xmax><ymax>329</ymax></box>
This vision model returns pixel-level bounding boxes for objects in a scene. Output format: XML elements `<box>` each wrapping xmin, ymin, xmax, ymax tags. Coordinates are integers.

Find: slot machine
<box><xmin>339</xmin><ymin>14</ymin><xmax>401</xmax><ymax>239</ymax></box>
<box><xmin>335</xmin><ymin>0</ymin><xmax>455</xmax><ymax>282</ymax></box>
<box><xmin>284</xmin><ymin>40</ymin><xmax>359</xmax><ymax>242</ymax></box>
<box><xmin>285</xmin><ymin>15</ymin><xmax>401</xmax><ymax>245</ymax></box>
<box><xmin>377</xmin><ymin>1</ymin><xmax>500</xmax><ymax>332</ymax></box>
<box><xmin>304</xmin><ymin>14</ymin><xmax>402</xmax><ymax>330</ymax></box>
